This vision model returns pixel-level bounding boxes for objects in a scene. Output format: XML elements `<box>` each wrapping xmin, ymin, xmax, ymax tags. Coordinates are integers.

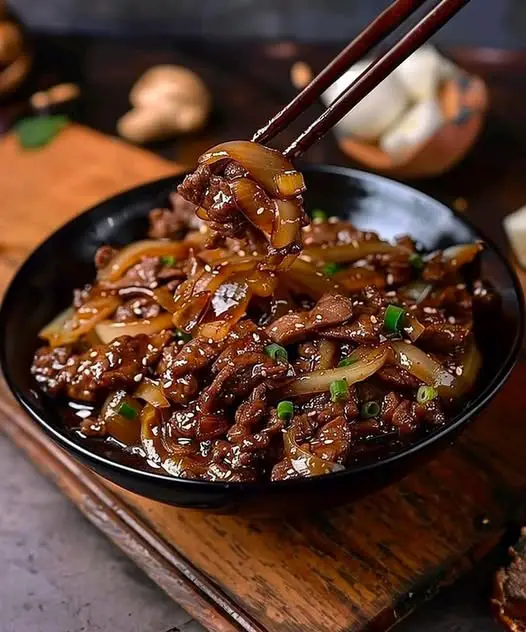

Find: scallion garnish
<box><xmin>312</xmin><ymin>209</ymin><xmax>327</xmax><ymax>223</ymax></box>
<box><xmin>409</xmin><ymin>252</ymin><xmax>424</xmax><ymax>271</ymax></box>
<box><xmin>277</xmin><ymin>400</ymin><xmax>294</xmax><ymax>421</ymax></box>
<box><xmin>174</xmin><ymin>329</ymin><xmax>192</xmax><ymax>342</ymax></box>
<box><xmin>265</xmin><ymin>343</ymin><xmax>288</xmax><ymax>363</ymax></box>
<box><xmin>330</xmin><ymin>379</ymin><xmax>349</xmax><ymax>403</ymax></box>
<box><xmin>360</xmin><ymin>401</ymin><xmax>380</xmax><ymax>418</ymax></box>
<box><xmin>118</xmin><ymin>402</ymin><xmax>137</xmax><ymax>420</ymax></box>
<box><xmin>384</xmin><ymin>304</ymin><xmax>405</xmax><ymax>333</ymax></box>
<box><xmin>160</xmin><ymin>255</ymin><xmax>176</xmax><ymax>266</ymax></box>
<box><xmin>338</xmin><ymin>355</ymin><xmax>357</xmax><ymax>368</ymax></box>
<box><xmin>322</xmin><ymin>262</ymin><xmax>342</xmax><ymax>277</ymax></box>
<box><xmin>416</xmin><ymin>385</ymin><xmax>438</xmax><ymax>404</ymax></box>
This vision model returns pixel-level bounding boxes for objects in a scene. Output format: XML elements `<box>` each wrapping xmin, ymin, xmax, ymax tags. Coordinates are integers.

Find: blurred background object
<box><xmin>0</xmin><ymin>0</ymin><xmax>31</xmax><ymax>97</ymax></box>
<box><xmin>6</xmin><ymin>0</ymin><xmax>526</xmax><ymax>48</ymax></box>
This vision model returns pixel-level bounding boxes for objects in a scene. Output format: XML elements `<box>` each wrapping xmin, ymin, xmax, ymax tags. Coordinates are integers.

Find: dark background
<box><xmin>9</xmin><ymin>0</ymin><xmax>526</xmax><ymax>47</ymax></box>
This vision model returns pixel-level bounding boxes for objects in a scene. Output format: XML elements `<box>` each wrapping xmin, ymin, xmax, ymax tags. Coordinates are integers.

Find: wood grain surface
<box><xmin>0</xmin><ymin>122</ymin><xmax>525</xmax><ymax>632</ymax></box>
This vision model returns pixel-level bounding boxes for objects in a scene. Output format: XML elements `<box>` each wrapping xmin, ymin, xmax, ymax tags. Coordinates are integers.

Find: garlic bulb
<box><xmin>504</xmin><ymin>206</ymin><xmax>526</xmax><ymax>268</ymax></box>
<box><xmin>322</xmin><ymin>60</ymin><xmax>409</xmax><ymax>142</ymax></box>
<box><xmin>380</xmin><ymin>99</ymin><xmax>444</xmax><ymax>159</ymax></box>
<box><xmin>395</xmin><ymin>46</ymin><xmax>457</xmax><ymax>102</ymax></box>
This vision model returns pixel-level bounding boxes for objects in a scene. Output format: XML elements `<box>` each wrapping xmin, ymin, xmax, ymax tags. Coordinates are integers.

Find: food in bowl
<box><xmin>31</xmin><ymin>141</ymin><xmax>497</xmax><ymax>483</ymax></box>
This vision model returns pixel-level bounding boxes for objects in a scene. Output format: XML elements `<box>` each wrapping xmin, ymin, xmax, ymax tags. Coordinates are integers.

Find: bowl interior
<box><xmin>1</xmin><ymin>165</ymin><xmax>523</xmax><ymax>489</ymax></box>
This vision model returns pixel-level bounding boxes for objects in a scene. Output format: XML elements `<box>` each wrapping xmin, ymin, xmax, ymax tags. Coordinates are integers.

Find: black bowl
<box><xmin>1</xmin><ymin>166</ymin><xmax>523</xmax><ymax>513</ymax></box>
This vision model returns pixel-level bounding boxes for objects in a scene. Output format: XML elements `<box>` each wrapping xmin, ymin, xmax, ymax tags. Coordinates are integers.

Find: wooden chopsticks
<box><xmin>253</xmin><ymin>0</ymin><xmax>471</xmax><ymax>160</ymax></box>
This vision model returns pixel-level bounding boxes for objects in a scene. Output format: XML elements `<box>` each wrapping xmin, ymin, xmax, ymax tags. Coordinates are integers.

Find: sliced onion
<box><xmin>199</xmin><ymin>140</ymin><xmax>301</xmax><ymax>198</ymax></box>
<box><xmin>442</xmin><ymin>242</ymin><xmax>483</xmax><ymax>268</ymax></box>
<box><xmin>42</xmin><ymin>296</ymin><xmax>120</xmax><ymax>347</ymax></box>
<box><xmin>95</xmin><ymin>312</ymin><xmax>173</xmax><ymax>343</ymax></box>
<box><xmin>140</xmin><ymin>403</ymin><xmax>167</xmax><ymax>464</ymax></box>
<box><xmin>98</xmin><ymin>240</ymin><xmax>189</xmax><ymax>282</ymax></box>
<box><xmin>172</xmin><ymin>292</ymin><xmax>210</xmax><ymax>332</ymax></box>
<box><xmin>197</xmin><ymin>280</ymin><xmax>252</xmax><ymax>341</ymax></box>
<box><xmin>334</xmin><ymin>266</ymin><xmax>386</xmax><ymax>292</ymax></box>
<box><xmin>317</xmin><ymin>340</ymin><xmax>338</xmax><ymax>371</ymax></box>
<box><xmin>281</xmin><ymin>345</ymin><xmax>389</xmax><ymax>398</ymax></box>
<box><xmin>273</xmin><ymin>170</ymin><xmax>306</xmax><ymax>199</ymax></box>
<box><xmin>305</xmin><ymin>241</ymin><xmax>402</xmax><ymax>263</ymax></box>
<box><xmin>283</xmin><ymin>430</ymin><xmax>344</xmax><ymax>477</ymax></box>
<box><xmin>229</xmin><ymin>177</ymin><xmax>275</xmax><ymax>239</ymax></box>
<box><xmin>39</xmin><ymin>306</ymin><xmax>74</xmax><ymax>343</ymax></box>
<box><xmin>272</xmin><ymin>199</ymin><xmax>303</xmax><ymax>250</ymax></box>
<box><xmin>153</xmin><ymin>287</ymin><xmax>178</xmax><ymax>313</ymax></box>
<box><xmin>400</xmin><ymin>281</ymin><xmax>433</xmax><ymax>304</ymax></box>
<box><xmin>454</xmin><ymin>340</ymin><xmax>482</xmax><ymax>398</ymax></box>
<box><xmin>403</xmin><ymin>313</ymin><xmax>426</xmax><ymax>342</ymax></box>
<box><xmin>134</xmin><ymin>378</ymin><xmax>170</xmax><ymax>408</ymax></box>
<box><xmin>282</xmin><ymin>257</ymin><xmax>341</xmax><ymax>299</ymax></box>
<box><xmin>101</xmin><ymin>390</ymin><xmax>142</xmax><ymax>446</ymax></box>
<box><xmin>391</xmin><ymin>341</ymin><xmax>457</xmax><ymax>397</ymax></box>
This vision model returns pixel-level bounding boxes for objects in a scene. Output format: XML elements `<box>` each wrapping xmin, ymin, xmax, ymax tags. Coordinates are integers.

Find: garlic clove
<box><xmin>322</xmin><ymin>59</ymin><xmax>409</xmax><ymax>142</ymax></box>
<box><xmin>395</xmin><ymin>46</ymin><xmax>456</xmax><ymax>102</ymax></box>
<box><xmin>504</xmin><ymin>206</ymin><xmax>526</xmax><ymax>269</ymax></box>
<box><xmin>379</xmin><ymin>99</ymin><xmax>444</xmax><ymax>160</ymax></box>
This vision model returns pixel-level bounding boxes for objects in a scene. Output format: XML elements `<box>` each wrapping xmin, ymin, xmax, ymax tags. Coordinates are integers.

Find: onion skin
<box><xmin>280</xmin><ymin>345</ymin><xmax>389</xmax><ymax>398</ymax></box>
<box><xmin>284</xmin><ymin>430</ymin><xmax>344</xmax><ymax>477</ymax></box>
<box><xmin>95</xmin><ymin>312</ymin><xmax>173</xmax><ymax>344</ymax></box>
<box><xmin>98</xmin><ymin>240</ymin><xmax>189</xmax><ymax>282</ymax></box>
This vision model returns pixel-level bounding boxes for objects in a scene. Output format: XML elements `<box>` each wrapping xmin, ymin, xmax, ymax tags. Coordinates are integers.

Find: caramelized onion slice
<box><xmin>317</xmin><ymin>340</ymin><xmax>338</xmax><ymax>371</ymax></box>
<box><xmin>95</xmin><ymin>312</ymin><xmax>173</xmax><ymax>344</ymax></box>
<box><xmin>283</xmin><ymin>430</ymin><xmax>344</xmax><ymax>477</ymax></box>
<box><xmin>140</xmin><ymin>403</ymin><xmax>167</xmax><ymax>464</ymax></box>
<box><xmin>134</xmin><ymin>378</ymin><xmax>170</xmax><ymax>408</ymax></box>
<box><xmin>403</xmin><ymin>312</ymin><xmax>426</xmax><ymax>343</ymax></box>
<box><xmin>391</xmin><ymin>340</ymin><xmax>472</xmax><ymax>397</ymax></box>
<box><xmin>199</xmin><ymin>140</ymin><xmax>305</xmax><ymax>198</ymax></box>
<box><xmin>304</xmin><ymin>241</ymin><xmax>402</xmax><ymax>264</ymax></box>
<box><xmin>442</xmin><ymin>242</ymin><xmax>483</xmax><ymax>268</ymax></box>
<box><xmin>100</xmin><ymin>390</ymin><xmax>141</xmax><ymax>446</ymax></box>
<box><xmin>272</xmin><ymin>199</ymin><xmax>303</xmax><ymax>251</ymax></box>
<box><xmin>41</xmin><ymin>296</ymin><xmax>120</xmax><ymax>347</ymax></box>
<box><xmin>229</xmin><ymin>177</ymin><xmax>275</xmax><ymax>239</ymax></box>
<box><xmin>281</xmin><ymin>345</ymin><xmax>389</xmax><ymax>398</ymax></box>
<box><xmin>39</xmin><ymin>306</ymin><xmax>74</xmax><ymax>343</ymax></box>
<box><xmin>98</xmin><ymin>240</ymin><xmax>189</xmax><ymax>282</ymax></box>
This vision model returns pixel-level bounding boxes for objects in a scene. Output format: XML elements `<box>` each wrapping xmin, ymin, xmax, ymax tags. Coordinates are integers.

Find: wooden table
<box><xmin>3</xmin><ymin>34</ymin><xmax>526</xmax><ymax>632</ymax></box>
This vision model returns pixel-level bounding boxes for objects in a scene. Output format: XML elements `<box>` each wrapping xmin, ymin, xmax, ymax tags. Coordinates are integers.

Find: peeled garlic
<box><xmin>380</xmin><ymin>99</ymin><xmax>444</xmax><ymax>160</ymax></box>
<box><xmin>322</xmin><ymin>60</ymin><xmax>409</xmax><ymax>142</ymax></box>
<box><xmin>504</xmin><ymin>206</ymin><xmax>526</xmax><ymax>268</ymax></box>
<box><xmin>395</xmin><ymin>46</ymin><xmax>457</xmax><ymax>102</ymax></box>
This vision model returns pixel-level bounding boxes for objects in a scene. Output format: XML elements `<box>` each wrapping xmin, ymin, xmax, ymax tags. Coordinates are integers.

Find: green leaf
<box><xmin>15</xmin><ymin>115</ymin><xmax>70</xmax><ymax>149</ymax></box>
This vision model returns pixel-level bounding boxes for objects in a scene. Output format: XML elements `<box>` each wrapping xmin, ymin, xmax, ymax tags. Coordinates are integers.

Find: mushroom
<box><xmin>117</xmin><ymin>65</ymin><xmax>211</xmax><ymax>143</ymax></box>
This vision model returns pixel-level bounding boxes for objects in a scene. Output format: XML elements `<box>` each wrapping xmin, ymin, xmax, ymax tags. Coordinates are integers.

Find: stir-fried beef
<box><xmin>30</xmin><ymin>142</ymin><xmax>491</xmax><ymax>483</ymax></box>
<box><xmin>493</xmin><ymin>529</ymin><xmax>526</xmax><ymax>632</ymax></box>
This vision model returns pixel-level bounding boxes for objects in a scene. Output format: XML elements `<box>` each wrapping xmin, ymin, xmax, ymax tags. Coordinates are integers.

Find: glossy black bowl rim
<box><xmin>1</xmin><ymin>164</ymin><xmax>524</xmax><ymax>492</ymax></box>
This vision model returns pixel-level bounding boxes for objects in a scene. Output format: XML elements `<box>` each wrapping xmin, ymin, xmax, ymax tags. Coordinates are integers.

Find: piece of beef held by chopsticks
<box><xmin>493</xmin><ymin>529</ymin><xmax>526</xmax><ymax>632</ymax></box>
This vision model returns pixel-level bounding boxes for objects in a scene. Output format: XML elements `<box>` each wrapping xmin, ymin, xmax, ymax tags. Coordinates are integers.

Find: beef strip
<box><xmin>266</xmin><ymin>293</ymin><xmax>353</xmax><ymax>345</ymax></box>
<box><xmin>114</xmin><ymin>297</ymin><xmax>161</xmax><ymax>322</ymax></box>
<box><xmin>148</xmin><ymin>192</ymin><xmax>202</xmax><ymax>240</ymax></box>
<box><xmin>493</xmin><ymin>529</ymin><xmax>526</xmax><ymax>632</ymax></box>
<box><xmin>95</xmin><ymin>245</ymin><xmax>118</xmax><ymax>270</ymax></box>
<box><xmin>31</xmin><ymin>346</ymin><xmax>79</xmax><ymax>396</ymax></box>
<box><xmin>55</xmin><ymin>332</ymin><xmax>170</xmax><ymax>402</ymax></box>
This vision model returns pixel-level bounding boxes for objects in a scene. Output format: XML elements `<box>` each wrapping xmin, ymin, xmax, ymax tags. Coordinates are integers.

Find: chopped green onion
<box><xmin>277</xmin><ymin>400</ymin><xmax>294</xmax><ymax>421</ymax></box>
<box><xmin>416</xmin><ymin>385</ymin><xmax>438</xmax><ymax>404</ymax></box>
<box><xmin>15</xmin><ymin>115</ymin><xmax>70</xmax><ymax>149</ymax></box>
<box><xmin>330</xmin><ymin>379</ymin><xmax>349</xmax><ymax>403</ymax></box>
<box><xmin>384</xmin><ymin>304</ymin><xmax>405</xmax><ymax>333</ymax></box>
<box><xmin>174</xmin><ymin>329</ymin><xmax>192</xmax><ymax>342</ymax></box>
<box><xmin>118</xmin><ymin>402</ymin><xmax>137</xmax><ymax>420</ymax></box>
<box><xmin>265</xmin><ymin>343</ymin><xmax>288</xmax><ymax>363</ymax></box>
<box><xmin>338</xmin><ymin>355</ymin><xmax>357</xmax><ymax>368</ymax></box>
<box><xmin>160</xmin><ymin>255</ymin><xmax>176</xmax><ymax>266</ymax></box>
<box><xmin>409</xmin><ymin>252</ymin><xmax>424</xmax><ymax>271</ymax></box>
<box><xmin>312</xmin><ymin>209</ymin><xmax>327</xmax><ymax>223</ymax></box>
<box><xmin>361</xmin><ymin>401</ymin><xmax>380</xmax><ymax>418</ymax></box>
<box><xmin>322</xmin><ymin>262</ymin><xmax>342</xmax><ymax>277</ymax></box>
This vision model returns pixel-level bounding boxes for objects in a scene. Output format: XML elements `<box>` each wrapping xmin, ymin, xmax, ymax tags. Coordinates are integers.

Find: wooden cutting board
<box><xmin>1</xmin><ymin>123</ymin><xmax>525</xmax><ymax>632</ymax></box>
